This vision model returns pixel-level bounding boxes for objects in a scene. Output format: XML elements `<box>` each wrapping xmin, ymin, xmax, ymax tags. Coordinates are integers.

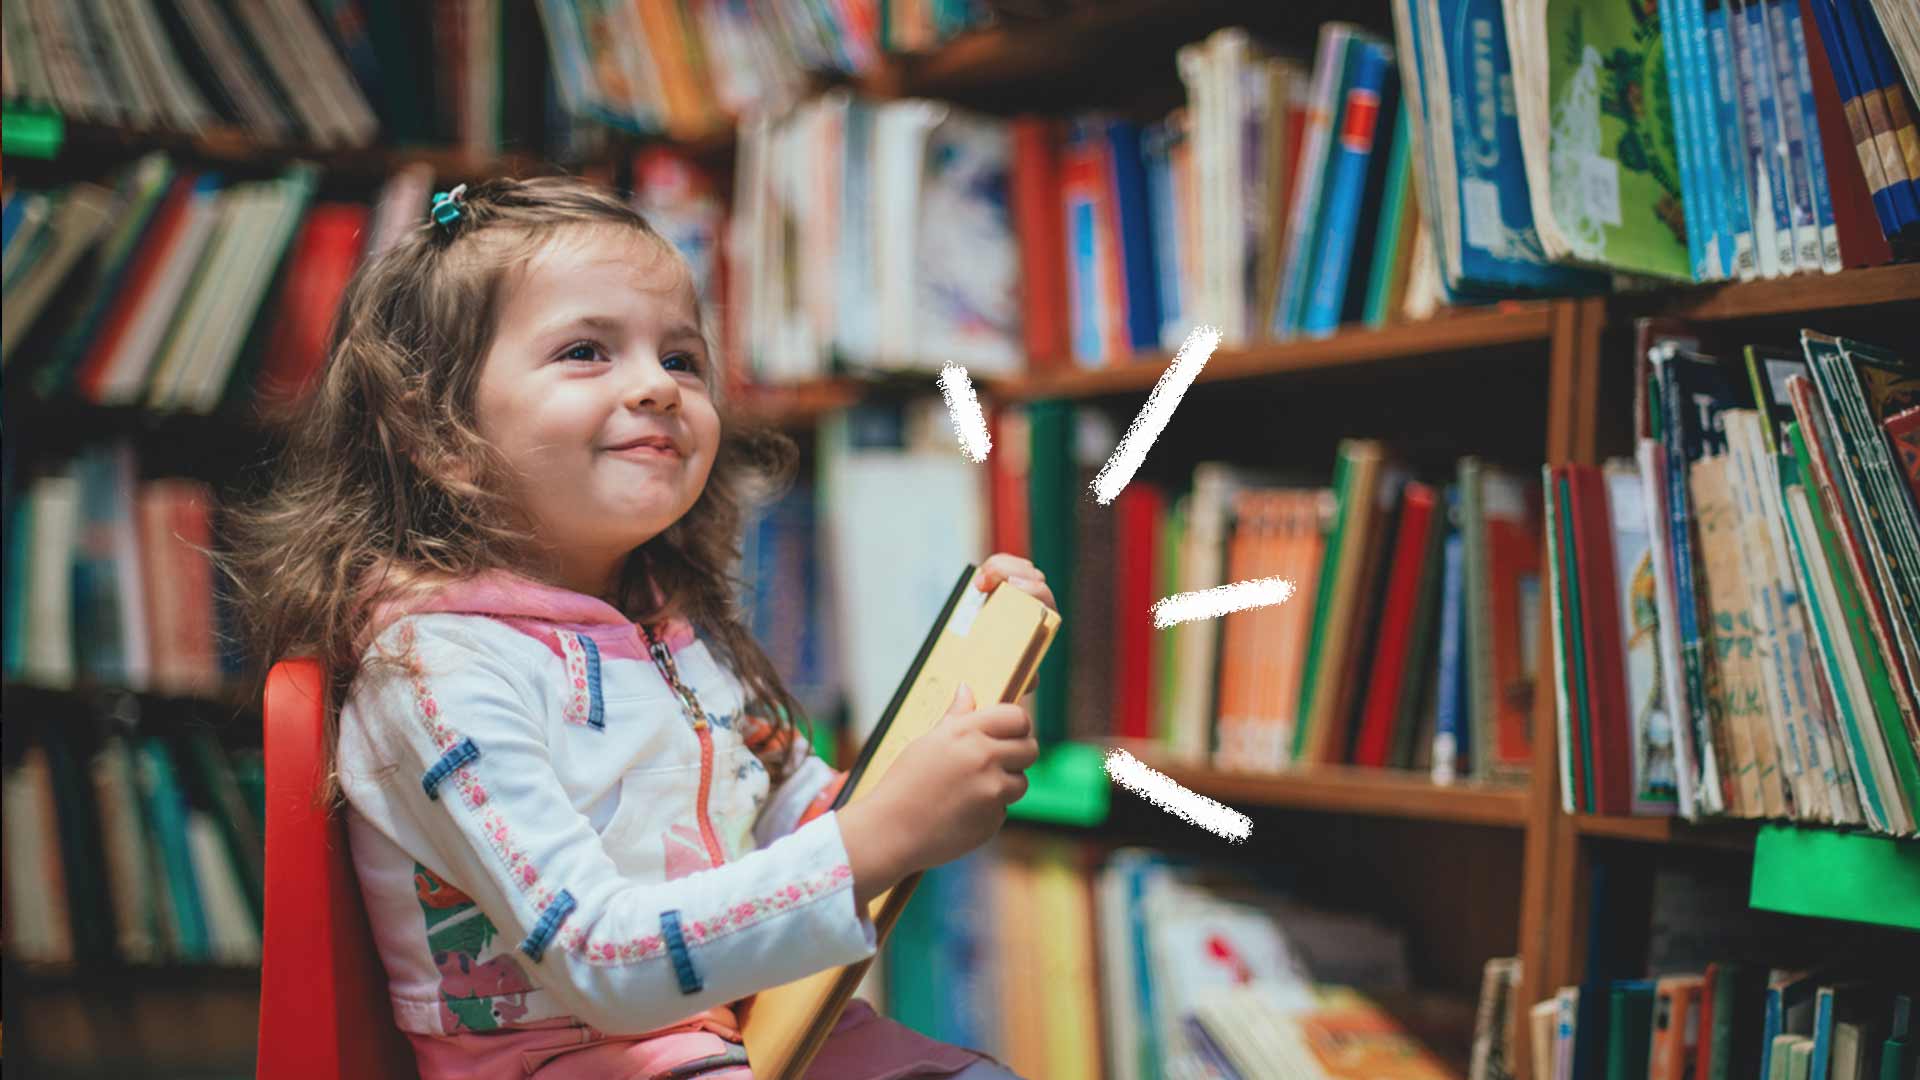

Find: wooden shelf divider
<box><xmin>1134</xmin><ymin>751</ymin><xmax>1531</xmax><ymax>828</ymax></box>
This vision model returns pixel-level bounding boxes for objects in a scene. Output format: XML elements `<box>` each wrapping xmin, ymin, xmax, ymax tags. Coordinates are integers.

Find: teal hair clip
<box><xmin>430</xmin><ymin>183</ymin><xmax>468</xmax><ymax>230</ymax></box>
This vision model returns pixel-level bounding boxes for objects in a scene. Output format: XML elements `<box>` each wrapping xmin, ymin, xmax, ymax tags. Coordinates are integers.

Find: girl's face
<box><xmin>473</xmin><ymin>226</ymin><xmax>720</xmax><ymax>598</ymax></box>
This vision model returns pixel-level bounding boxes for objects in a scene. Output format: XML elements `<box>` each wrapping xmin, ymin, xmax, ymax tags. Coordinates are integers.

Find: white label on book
<box><xmin>946</xmin><ymin>585</ymin><xmax>989</xmax><ymax>638</ymax></box>
<box><xmin>1464</xmin><ymin>177</ymin><xmax>1503</xmax><ymax>252</ymax></box>
<box><xmin>1579</xmin><ymin>154</ymin><xmax>1622</xmax><ymax>227</ymax></box>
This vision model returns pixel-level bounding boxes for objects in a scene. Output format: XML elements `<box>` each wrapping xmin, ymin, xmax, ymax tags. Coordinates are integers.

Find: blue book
<box><xmin>1414</xmin><ymin>0</ymin><xmax>1607</xmax><ymax>298</ymax></box>
<box><xmin>1340</xmin><ymin>66</ymin><xmax>1403</xmax><ymax>326</ymax></box>
<box><xmin>1781</xmin><ymin>0</ymin><xmax>1841</xmax><ymax>271</ymax></box>
<box><xmin>1302</xmin><ymin>42</ymin><xmax>1394</xmax><ymax>338</ymax></box>
<box><xmin>1663</xmin><ymin>0</ymin><xmax>1715</xmax><ymax>280</ymax></box>
<box><xmin>1707</xmin><ymin>0</ymin><xmax>1760</xmax><ymax>277</ymax></box>
<box><xmin>1433</xmin><ymin>527</ymin><xmax>1469</xmax><ymax>782</ymax></box>
<box><xmin>1103</xmin><ymin>119</ymin><xmax>1162</xmax><ymax>354</ymax></box>
<box><xmin>1741</xmin><ymin>0</ymin><xmax>1801</xmax><ymax>273</ymax></box>
<box><xmin>1141</xmin><ymin>120</ymin><xmax>1186</xmax><ymax>351</ymax></box>
<box><xmin>1804</xmin><ymin>0</ymin><xmax>1909</xmax><ymax>240</ymax></box>
<box><xmin>1762</xmin><ymin>0</ymin><xmax>1824</xmax><ymax>272</ymax></box>
<box><xmin>1679</xmin><ymin>0</ymin><xmax>1734</xmax><ymax>278</ymax></box>
<box><xmin>138</xmin><ymin>738</ymin><xmax>209</xmax><ymax>961</ymax></box>
<box><xmin>1760</xmin><ymin>971</ymin><xmax>1821</xmax><ymax>1080</ymax></box>
<box><xmin>1842</xmin><ymin>0</ymin><xmax>1920</xmax><ymax>224</ymax></box>
<box><xmin>1274</xmin><ymin>27</ymin><xmax>1360</xmax><ymax>338</ymax></box>
<box><xmin>1063</xmin><ymin>124</ymin><xmax>1109</xmax><ymax>366</ymax></box>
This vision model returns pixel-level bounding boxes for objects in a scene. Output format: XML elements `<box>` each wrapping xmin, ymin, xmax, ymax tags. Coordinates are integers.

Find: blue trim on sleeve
<box><xmin>519</xmin><ymin>889</ymin><xmax>576</xmax><ymax>963</ymax></box>
<box><xmin>660</xmin><ymin>909</ymin><xmax>702</xmax><ymax>994</ymax></box>
<box><xmin>420</xmin><ymin>737</ymin><xmax>480</xmax><ymax>801</ymax></box>
<box><xmin>582</xmin><ymin>635</ymin><xmax>605</xmax><ymax>729</ymax></box>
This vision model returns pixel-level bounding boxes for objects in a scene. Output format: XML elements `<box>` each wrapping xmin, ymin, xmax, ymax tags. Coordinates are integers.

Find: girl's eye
<box><xmin>560</xmin><ymin>342</ymin><xmax>605</xmax><ymax>363</ymax></box>
<box><xmin>662</xmin><ymin>351</ymin><xmax>700</xmax><ymax>374</ymax></box>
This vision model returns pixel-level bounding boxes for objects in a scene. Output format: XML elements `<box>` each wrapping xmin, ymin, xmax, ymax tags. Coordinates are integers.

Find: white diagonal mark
<box><xmin>1089</xmin><ymin>324</ymin><xmax>1221</xmax><ymax>504</ymax></box>
<box><xmin>1105</xmin><ymin>748</ymin><xmax>1252</xmax><ymax>842</ymax></box>
<box><xmin>1151</xmin><ymin>576</ymin><xmax>1295</xmax><ymax>629</ymax></box>
<box><xmin>937</xmin><ymin>362</ymin><xmax>991</xmax><ymax>463</ymax></box>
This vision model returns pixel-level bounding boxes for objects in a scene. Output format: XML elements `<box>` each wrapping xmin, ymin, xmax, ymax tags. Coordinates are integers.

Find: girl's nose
<box><xmin>622</xmin><ymin>355</ymin><xmax>682</xmax><ymax>412</ymax></box>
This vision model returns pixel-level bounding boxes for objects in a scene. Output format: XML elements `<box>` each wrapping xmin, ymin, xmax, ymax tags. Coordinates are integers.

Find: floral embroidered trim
<box><xmin>560</xmin><ymin>863</ymin><xmax>854</xmax><ymax>967</ymax></box>
<box><xmin>555</xmin><ymin>630</ymin><xmax>602</xmax><ymax>728</ymax></box>
<box><xmin>397</xmin><ymin>621</ymin><xmax>851</xmax><ymax>968</ymax></box>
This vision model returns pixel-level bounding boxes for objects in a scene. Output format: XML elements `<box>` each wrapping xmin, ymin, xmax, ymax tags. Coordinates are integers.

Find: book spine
<box><xmin>1665</xmin><ymin>0</ymin><xmax>1715</xmax><ymax>280</ymax></box>
<box><xmin>1434</xmin><ymin>530</ymin><xmax>1470</xmax><ymax>786</ymax></box>
<box><xmin>1659</xmin><ymin>359</ymin><xmax>1727</xmax><ymax>812</ymax></box>
<box><xmin>1764</xmin><ymin>0</ymin><xmax>1826</xmax><ymax>271</ymax></box>
<box><xmin>1302</xmin><ymin>43</ymin><xmax>1389</xmax><ymax>338</ymax></box>
<box><xmin>1748</xmin><ymin>0</ymin><xmax>1803</xmax><ymax>273</ymax></box>
<box><xmin>1829</xmin><ymin>0</ymin><xmax>1920</xmax><ymax>236</ymax></box>
<box><xmin>1784</xmin><ymin>0</ymin><xmax>1846</xmax><ymax>270</ymax></box>
<box><xmin>1681</xmin><ymin>0</ymin><xmax>1731</xmax><ymax>277</ymax></box>
<box><xmin>1640</xmin><ymin>440</ymin><xmax>1701</xmax><ymax>815</ymax></box>
<box><xmin>1709</xmin><ymin>0</ymin><xmax>1762</xmax><ymax>278</ymax></box>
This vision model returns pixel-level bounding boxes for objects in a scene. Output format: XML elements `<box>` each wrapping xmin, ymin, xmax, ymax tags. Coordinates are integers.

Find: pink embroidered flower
<box><xmin>520</xmin><ymin>865</ymin><xmax>538</xmax><ymax>887</ymax></box>
<box><xmin>785</xmin><ymin>885</ymin><xmax>801</xmax><ymax>901</ymax></box>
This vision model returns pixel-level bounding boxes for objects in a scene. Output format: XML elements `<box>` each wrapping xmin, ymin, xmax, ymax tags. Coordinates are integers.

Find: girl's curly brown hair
<box><xmin>223</xmin><ymin>175</ymin><xmax>807</xmax><ymax>790</ymax></box>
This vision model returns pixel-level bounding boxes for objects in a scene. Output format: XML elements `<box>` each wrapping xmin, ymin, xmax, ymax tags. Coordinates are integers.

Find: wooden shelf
<box><xmin>731</xmin><ymin>378</ymin><xmax>867</xmax><ymax>428</ymax></box>
<box><xmin>1621</xmin><ymin>262</ymin><xmax>1920</xmax><ymax>321</ymax></box>
<box><xmin>987</xmin><ymin>303</ymin><xmax>1555</xmax><ymax>402</ymax></box>
<box><xmin>1570</xmin><ymin>813</ymin><xmax>1760</xmax><ymax>849</ymax></box>
<box><xmin>10</xmin><ymin>116</ymin><xmax>731</xmax><ymax>179</ymax></box>
<box><xmin>1135</xmin><ymin>753</ymin><xmax>1531</xmax><ymax>828</ymax></box>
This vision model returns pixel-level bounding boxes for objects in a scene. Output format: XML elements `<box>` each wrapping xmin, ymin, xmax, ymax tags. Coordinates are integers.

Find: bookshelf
<box><xmin>5</xmin><ymin>4</ymin><xmax>1919</xmax><ymax>1079</ymax></box>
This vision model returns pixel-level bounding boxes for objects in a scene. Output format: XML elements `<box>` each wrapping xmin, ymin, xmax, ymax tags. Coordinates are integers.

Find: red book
<box><xmin>73</xmin><ymin>173</ymin><xmax>196</xmax><ymax>401</ymax></box>
<box><xmin>1111</xmin><ymin>484</ymin><xmax>1164</xmax><ymax>741</ymax></box>
<box><xmin>1010</xmin><ymin>117</ymin><xmax>1069</xmax><ymax>370</ymax></box>
<box><xmin>1800</xmin><ymin>0</ymin><xmax>1894</xmax><ymax>266</ymax></box>
<box><xmin>1569</xmin><ymin>466</ymin><xmax>1632</xmax><ymax>815</ymax></box>
<box><xmin>1352</xmin><ymin>482</ymin><xmax>1439</xmax><ymax>767</ymax></box>
<box><xmin>257</xmin><ymin>203</ymin><xmax>371</xmax><ymax>407</ymax></box>
<box><xmin>1884</xmin><ymin>404</ymin><xmax>1920</xmax><ymax>514</ymax></box>
<box><xmin>1695</xmin><ymin>964</ymin><xmax>1722</xmax><ymax>1080</ymax></box>
<box><xmin>988</xmin><ymin>406</ymin><xmax>1031</xmax><ymax>558</ymax></box>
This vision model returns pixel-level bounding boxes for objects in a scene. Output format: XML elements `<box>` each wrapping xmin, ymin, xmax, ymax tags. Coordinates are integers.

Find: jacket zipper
<box><xmin>646</xmin><ymin>631</ymin><xmax>728</xmax><ymax>869</ymax></box>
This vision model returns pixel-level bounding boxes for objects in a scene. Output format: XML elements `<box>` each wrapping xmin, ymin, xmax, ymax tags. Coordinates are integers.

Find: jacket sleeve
<box><xmin>338</xmin><ymin>618</ymin><xmax>876</xmax><ymax>1036</ymax></box>
<box><xmin>739</xmin><ymin>711</ymin><xmax>849</xmax><ymax>846</ymax></box>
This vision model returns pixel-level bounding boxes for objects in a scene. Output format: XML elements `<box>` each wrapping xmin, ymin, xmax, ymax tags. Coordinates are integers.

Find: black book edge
<box><xmin>832</xmin><ymin>563</ymin><xmax>976</xmax><ymax>812</ymax></box>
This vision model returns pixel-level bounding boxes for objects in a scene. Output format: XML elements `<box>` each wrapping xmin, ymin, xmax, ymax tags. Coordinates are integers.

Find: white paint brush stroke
<box><xmin>937</xmin><ymin>362</ymin><xmax>992</xmax><ymax>463</ymax></box>
<box><xmin>1151</xmin><ymin>576</ymin><xmax>1296</xmax><ymax>629</ymax></box>
<box><xmin>1105</xmin><ymin>748</ymin><xmax>1253</xmax><ymax>842</ymax></box>
<box><xmin>1089</xmin><ymin>325</ymin><xmax>1222</xmax><ymax>504</ymax></box>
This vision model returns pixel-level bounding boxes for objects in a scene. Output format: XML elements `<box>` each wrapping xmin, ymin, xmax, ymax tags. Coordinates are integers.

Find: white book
<box><xmin>25</xmin><ymin>473</ymin><xmax>82</xmax><ymax>687</ymax></box>
<box><xmin>871</xmin><ymin>100</ymin><xmax>944</xmax><ymax>368</ymax></box>
<box><xmin>83</xmin><ymin>0</ymin><xmax>161</xmax><ymax>130</ymax></box>
<box><xmin>264</xmin><ymin>0</ymin><xmax>379</xmax><ymax>146</ymax></box>
<box><xmin>145</xmin><ymin>185</ymin><xmax>260</xmax><ymax>409</ymax></box>
<box><xmin>1170</xmin><ymin>463</ymin><xmax>1248</xmax><ymax>762</ymax></box>
<box><xmin>2</xmin><ymin>184</ymin><xmax>113</xmax><ymax>364</ymax></box>
<box><xmin>175</xmin><ymin>0</ymin><xmax>292</xmax><ymax>141</ymax></box>
<box><xmin>2</xmin><ymin>748</ymin><xmax>74</xmax><ymax>964</ymax></box>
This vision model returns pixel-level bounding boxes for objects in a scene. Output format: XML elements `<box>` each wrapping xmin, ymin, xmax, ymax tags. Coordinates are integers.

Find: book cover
<box><xmin>1798</xmin><ymin>0</ymin><xmax>1898</xmax><ymax>265</ymax></box>
<box><xmin>1652</xmin><ymin>975</ymin><xmax>1706</xmax><ymax>1080</ymax></box>
<box><xmin>1607</xmin><ymin>461</ymin><xmax>1680</xmax><ymax>814</ymax></box>
<box><xmin>1302</xmin><ymin>39</ymin><xmax>1394</xmax><ymax>337</ymax></box>
<box><xmin>1571</xmin><ymin>465</ymin><xmax>1634</xmax><ymax>814</ymax></box>
<box><xmin>1541</xmin><ymin>0</ymin><xmax>1692</xmax><ymax>277</ymax></box>
<box><xmin>1883</xmin><ymin>404</ymin><xmax>1920</xmax><ymax>512</ymax></box>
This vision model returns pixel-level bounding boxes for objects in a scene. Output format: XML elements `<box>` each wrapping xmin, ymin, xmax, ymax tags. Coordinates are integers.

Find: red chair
<box><xmin>257</xmin><ymin>658</ymin><xmax>417</xmax><ymax>1079</ymax></box>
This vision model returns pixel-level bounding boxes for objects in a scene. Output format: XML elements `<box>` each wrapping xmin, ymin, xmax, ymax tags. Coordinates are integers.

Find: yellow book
<box><xmin>742</xmin><ymin>565</ymin><xmax>1062</xmax><ymax>1079</ymax></box>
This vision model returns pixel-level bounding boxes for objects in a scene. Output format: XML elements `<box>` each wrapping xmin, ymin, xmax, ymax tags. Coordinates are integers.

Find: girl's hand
<box><xmin>839</xmin><ymin>681</ymin><xmax>1039</xmax><ymax>907</ymax></box>
<box><xmin>975</xmin><ymin>553</ymin><xmax>1056</xmax><ymax>613</ymax></box>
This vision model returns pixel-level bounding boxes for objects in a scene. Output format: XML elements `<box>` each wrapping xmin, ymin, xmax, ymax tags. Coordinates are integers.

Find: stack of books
<box><xmin>1546</xmin><ymin>322</ymin><xmax>1920</xmax><ymax>832</ymax></box>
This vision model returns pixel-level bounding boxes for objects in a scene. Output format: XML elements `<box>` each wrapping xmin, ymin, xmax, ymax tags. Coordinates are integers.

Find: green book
<box><xmin>136</xmin><ymin>737</ymin><xmax>208</xmax><ymax>961</ymax></box>
<box><xmin>1155</xmin><ymin>497</ymin><xmax>1188</xmax><ymax>747</ymax></box>
<box><xmin>1362</xmin><ymin>97</ymin><xmax>1415</xmax><ymax>329</ymax></box>
<box><xmin>1880</xmin><ymin>995</ymin><xmax>1912</xmax><ymax>1080</ymax></box>
<box><xmin>1026</xmin><ymin>401</ymin><xmax>1078</xmax><ymax>747</ymax></box>
<box><xmin>1784</xmin><ymin>422</ymin><xmax>1918</xmax><ymax>832</ymax></box>
<box><xmin>1709</xmin><ymin>964</ymin><xmax>1766</xmax><ymax>1080</ymax></box>
<box><xmin>1559</xmin><ymin>471</ymin><xmax>1597</xmax><ymax>813</ymax></box>
<box><xmin>1539</xmin><ymin>0</ymin><xmax>1690</xmax><ymax>278</ymax></box>
<box><xmin>1292</xmin><ymin>440</ymin><xmax>1382</xmax><ymax>762</ymax></box>
<box><xmin>1607</xmin><ymin>981</ymin><xmax>1657</xmax><ymax>1080</ymax></box>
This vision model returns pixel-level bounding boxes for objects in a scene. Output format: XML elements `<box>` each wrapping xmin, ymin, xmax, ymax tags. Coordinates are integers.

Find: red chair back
<box><xmin>257</xmin><ymin>659</ymin><xmax>416</xmax><ymax>1079</ymax></box>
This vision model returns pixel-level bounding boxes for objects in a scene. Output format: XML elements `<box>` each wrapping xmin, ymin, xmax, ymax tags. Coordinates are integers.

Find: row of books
<box><xmin>3</xmin><ymin>722</ymin><xmax>266</xmax><ymax>968</ymax></box>
<box><xmin>1533</xmin><ymin>974</ymin><xmax>1916</xmax><ymax>1080</ymax></box>
<box><xmin>1408</xmin><ymin>0</ymin><xmax>1919</xmax><ymax>297</ymax></box>
<box><xmin>996</xmin><ymin>405</ymin><xmax>1544</xmax><ymax>780</ymax></box>
<box><xmin>1545</xmin><ymin>324</ymin><xmax>1920</xmax><ymax>834</ymax></box>
<box><xmin>878</xmin><ymin>839</ymin><xmax>1446</xmax><ymax>1080</ymax></box>
<box><xmin>1</xmin><ymin>149</ymin><xmax>726</xmax><ymax>415</ymax></box>
<box><xmin>2</xmin><ymin>0</ymin><xmax>377</xmax><ymax>148</ymax></box>
<box><xmin>3</xmin><ymin>445</ymin><xmax>236</xmax><ymax>696</ymax></box>
<box><xmin>727</xmin><ymin>25</ymin><xmax>1441</xmax><ymax>384</ymax></box>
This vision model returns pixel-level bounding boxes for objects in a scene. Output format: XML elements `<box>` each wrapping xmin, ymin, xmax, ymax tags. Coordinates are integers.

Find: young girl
<box><xmin>228</xmin><ymin>176</ymin><xmax>1053</xmax><ymax>1079</ymax></box>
